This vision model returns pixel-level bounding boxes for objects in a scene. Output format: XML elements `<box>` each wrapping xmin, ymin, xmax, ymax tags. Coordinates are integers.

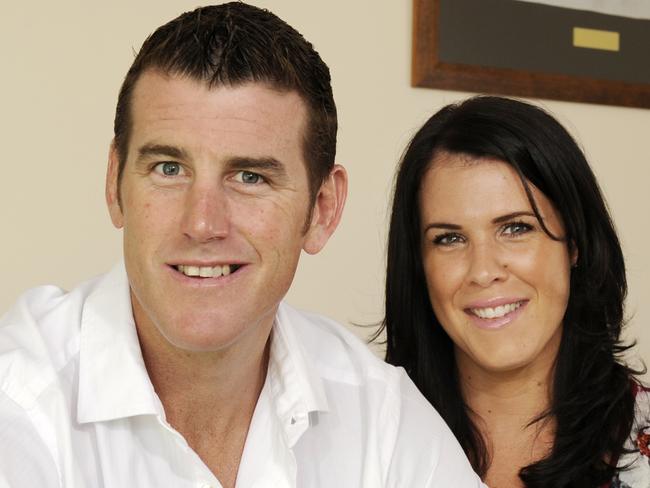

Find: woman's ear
<box><xmin>570</xmin><ymin>240</ymin><xmax>579</xmax><ymax>268</ymax></box>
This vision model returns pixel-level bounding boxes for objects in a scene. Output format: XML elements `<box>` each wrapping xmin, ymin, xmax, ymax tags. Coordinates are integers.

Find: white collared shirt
<box><xmin>0</xmin><ymin>263</ymin><xmax>485</xmax><ymax>487</ymax></box>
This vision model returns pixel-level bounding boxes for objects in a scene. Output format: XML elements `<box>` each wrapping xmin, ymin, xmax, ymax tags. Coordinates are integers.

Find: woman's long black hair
<box><xmin>380</xmin><ymin>96</ymin><xmax>641</xmax><ymax>487</ymax></box>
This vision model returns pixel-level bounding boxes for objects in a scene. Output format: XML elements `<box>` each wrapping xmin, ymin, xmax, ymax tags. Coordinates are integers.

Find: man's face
<box><xmin>107</xmin><ymin>71</ymin><xmax>326</xmax><ymax>353</ymax></box>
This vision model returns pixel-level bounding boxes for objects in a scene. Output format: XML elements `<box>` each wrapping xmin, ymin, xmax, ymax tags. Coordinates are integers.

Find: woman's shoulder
<box><xmin>611</xmin><ymin>383</ymin><xmax>650</xmax><ymax>487</ymax></box>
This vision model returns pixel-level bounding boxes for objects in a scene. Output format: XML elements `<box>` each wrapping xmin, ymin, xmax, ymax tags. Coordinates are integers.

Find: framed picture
<box><xmin>412</xmin><ymin>0</ymin><xmax>650</xmax><ymax>108</ymax></box>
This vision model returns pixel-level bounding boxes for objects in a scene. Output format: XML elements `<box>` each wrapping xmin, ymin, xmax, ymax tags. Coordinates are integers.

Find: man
<box><xmin>0</xmin><ymin>3</ymin><xmax>485</xmax><ymax>487</ymax></box>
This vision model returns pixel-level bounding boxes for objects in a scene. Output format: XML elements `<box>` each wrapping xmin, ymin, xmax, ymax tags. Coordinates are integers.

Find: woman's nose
<box><xmin>466</xmin><ymin>239</ymin><xmax>508</xmax><ymax>288</ymax></box>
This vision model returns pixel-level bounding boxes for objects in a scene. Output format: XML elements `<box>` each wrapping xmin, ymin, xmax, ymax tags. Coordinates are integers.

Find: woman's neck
<box><xmin>457</xmin><ymin>349</ymin><xmax>558</xmax><ymax>488</ymax></box>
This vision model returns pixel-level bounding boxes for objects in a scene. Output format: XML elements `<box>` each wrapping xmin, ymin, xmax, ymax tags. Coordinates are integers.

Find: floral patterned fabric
<box><xmin>609</xmin><ymin>388</ymin><xmax>650</xmax><ymax>487</ymax></box>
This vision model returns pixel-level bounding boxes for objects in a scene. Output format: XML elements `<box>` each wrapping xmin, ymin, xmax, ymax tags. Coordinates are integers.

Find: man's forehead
<box><xmin>131</xmin><ymin>71</ymin><xmax>306</xmax><ymax>114</ymax></box>
<box><xmin>125</xmin><ymin>72</ymin><xmax>309</xmax><ymax>170</ymax></box>
<box><xmin>129</xmin><ymin>71</ymin><xmax>307</xmax><ymax>139</ymax></box>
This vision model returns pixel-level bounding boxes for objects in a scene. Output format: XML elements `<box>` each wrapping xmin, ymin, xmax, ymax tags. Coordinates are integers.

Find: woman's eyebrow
<box><xmin>492</xmin><ymin>211</ymin><xmax>537</xmax><ymax>224</ymax></box>
<box><xmin>423</xmin><ymin>211</ymin><xmax>538</xmax><ymax>233</ymax></box>
<box><xmin>423</xmin><ymin>222</ymin><xmax>462</xmax><ymax>233</ymax></box>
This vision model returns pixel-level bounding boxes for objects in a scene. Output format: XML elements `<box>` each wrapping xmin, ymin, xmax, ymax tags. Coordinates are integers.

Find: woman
<box><xmin>381</xmin><ymin>96</ymin><xmax>648</xmax><ymax>487</ymax></box>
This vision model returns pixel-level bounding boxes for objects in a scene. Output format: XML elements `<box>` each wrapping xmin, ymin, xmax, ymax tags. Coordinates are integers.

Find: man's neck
<box><xmin>133</xmin><ymin>302</ymin><xmax>274</xmax><ymax>488</ymax></box>
<box><xmin>144</xmin><ymin>337</ymin><xmax>271</xmax><ymax>433</ymax></box>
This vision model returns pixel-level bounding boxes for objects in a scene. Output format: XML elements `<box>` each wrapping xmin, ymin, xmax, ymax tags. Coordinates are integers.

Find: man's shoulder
<box><xmin>277</xmin><ymin>302</ymin><xmax>396</xmax><ymax>382</ymax></box>
<box><xmin>0</xmin><ymin>273</ymin><xmax>104</xmax><ymax>346</ymax></box>
<box><xmin>277</xmin><ymin>303</ymin><xmax>485</xmax><ymax>486</ymax></box>
<box><xmin>276</xmin><ymin>302</ymin><xmax>434</xmax><ymax>413</ymax></box>
<box><xmin>0</xmin><ymin>273</ymin><xmax>105</xmax><ymax>407</ymax></box>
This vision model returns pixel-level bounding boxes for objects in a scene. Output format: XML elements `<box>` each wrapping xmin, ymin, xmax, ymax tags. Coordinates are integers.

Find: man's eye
<box><xmin>153</xmin><ymin>162</ymin><xmax>182</xmax><ymax>176</ymax></box>
<box><xmin>234</xmin><ymin>171</ymin><xmax>263</xmax><ymax>185</ymax></box>
<box><xmin>502</xmin><ymin>221</ymin><xmax>533</xmax><ymax>236</ymax></box>
<box><xmin>433</xmin><ymin>233</ymin><xmax>463</xmax><ymax>246</ymax></box>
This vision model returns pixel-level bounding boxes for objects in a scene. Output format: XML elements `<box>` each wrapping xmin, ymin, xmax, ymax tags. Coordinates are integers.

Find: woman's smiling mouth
<box><xmin>464</xmin><ymin>299</ymin><xmax>529</xmax><ymax>329</ymax></box>
<box><xmin>469</xmin><ymin>300</ymin><xmax>525</xmax><ymax>319</ymax></box>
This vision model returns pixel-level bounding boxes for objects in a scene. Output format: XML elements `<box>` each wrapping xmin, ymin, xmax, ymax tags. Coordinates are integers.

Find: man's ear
<box><xmin>302</xmin><ymin>164</ymin><xmax>348</xmax><ymax>255</ymax></box>
<box><xmin>106</xmin><ymin>141</ymin><xmax>124</xmax><ymax>229</ymax></box>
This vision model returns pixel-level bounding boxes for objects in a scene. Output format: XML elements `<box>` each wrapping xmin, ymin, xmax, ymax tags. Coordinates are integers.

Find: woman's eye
<box><xmin>153</xmin><ymin>162</ymin><xmax>182</xmax><ymax>177</ymax></box>
<box><xmin>502</xmin><ymin>221</ymin><xmax>533</xmax><ymax>236</ymax></box>
<box><xmin>234</xmin><ymin>171</ymin><xmax>264</xmax><ymax>185</ymax></box>
<box><xmin>433</xmin><ymin>233</ymin><xmax>463</xmax><ymax>246</ymax></box>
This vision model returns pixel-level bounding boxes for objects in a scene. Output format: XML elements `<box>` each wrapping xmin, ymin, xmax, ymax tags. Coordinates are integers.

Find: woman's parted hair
<box><xmin>382</xmin><ymin>96</ymin><xmax>639</xmax><ymax>486</ymax></box>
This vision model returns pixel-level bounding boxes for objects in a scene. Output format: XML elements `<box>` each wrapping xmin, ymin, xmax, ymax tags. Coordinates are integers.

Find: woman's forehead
<box><xmin>419</xmin><ymin>154</ymin><xmax>558</xmax><ymax>225</ymax></box>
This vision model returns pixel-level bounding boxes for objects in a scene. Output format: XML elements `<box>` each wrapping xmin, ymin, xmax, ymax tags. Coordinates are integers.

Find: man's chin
<box><xmin>152</xmin><ymin>309</ymin><xmax>274</xmax><ymax>355</ymax></box>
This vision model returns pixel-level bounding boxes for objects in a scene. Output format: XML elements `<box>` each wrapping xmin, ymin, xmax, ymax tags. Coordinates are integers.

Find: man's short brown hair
<box><xmin>113</xmin><ymin>2</ymin><xmax>337</xmax><ymax>203</ymax></box>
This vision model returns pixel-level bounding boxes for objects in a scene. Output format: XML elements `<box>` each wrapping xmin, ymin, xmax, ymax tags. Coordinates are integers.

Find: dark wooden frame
<box><xmin>412</xmin><ymin>0</ymin><xmax>650</xmax><ymax>108</ymax></box>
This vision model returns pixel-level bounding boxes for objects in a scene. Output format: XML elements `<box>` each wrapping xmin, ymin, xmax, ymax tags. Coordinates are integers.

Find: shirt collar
<box><xmin>77</xmin><ymin>262</ymin><xmax>161</xmax><ymax>424</ymax></box>
<box><xmin>267</xmin><ymin>302</ymin><xmax>329</xmax><ymax>446</ymax></box>
<box><xmin>76</xmin><ymin>263</ymin><xmax>329</xmax><ymax>433</ymax></box>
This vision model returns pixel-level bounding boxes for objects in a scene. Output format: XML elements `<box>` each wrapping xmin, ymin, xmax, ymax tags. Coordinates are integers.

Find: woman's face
<box><xmin>419</xmin><ymin>153</ymin><xmax>574</xmax><ymax>375</ymax></box>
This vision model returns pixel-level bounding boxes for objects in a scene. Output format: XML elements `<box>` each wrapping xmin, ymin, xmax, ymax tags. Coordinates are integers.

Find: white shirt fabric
<box><xmin>0</xmin><ymin>263</ymin><xmax>485</xmax><ymax>488</ymax></box>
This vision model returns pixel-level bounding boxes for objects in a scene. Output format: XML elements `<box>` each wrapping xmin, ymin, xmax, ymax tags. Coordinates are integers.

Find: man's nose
<box><xmin>466</xmin><ymin>239</ymin><xmax>508</xmax><ymax>288</ymax></box>
<box><xmin>180</xmin><ymin>182</ymin><xmax>230</xmax><ymax>243</ymax></box>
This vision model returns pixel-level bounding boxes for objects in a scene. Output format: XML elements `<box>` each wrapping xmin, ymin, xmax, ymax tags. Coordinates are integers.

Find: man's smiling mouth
<box><xmin>174</xmin><ymin>264</ymin><xmax>243</xmax><ymax>278</ymax></box>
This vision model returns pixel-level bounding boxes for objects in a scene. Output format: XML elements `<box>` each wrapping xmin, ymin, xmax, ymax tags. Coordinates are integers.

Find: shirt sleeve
<box><xmin>0</xmin><ymin>392</ymin><xmax>61</xmax><ymax>488</ymax></box>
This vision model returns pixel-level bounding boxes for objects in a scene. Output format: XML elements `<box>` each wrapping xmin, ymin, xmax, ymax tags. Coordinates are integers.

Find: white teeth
<box><xmin>177</xmin><ymin>264</ymin><xmax>233</xmax><ymax>278</ymax></box>
<box><xmin>471</xmin><ymin>301</ymin><xmax>522</xmax><ymax>319</ymax></box>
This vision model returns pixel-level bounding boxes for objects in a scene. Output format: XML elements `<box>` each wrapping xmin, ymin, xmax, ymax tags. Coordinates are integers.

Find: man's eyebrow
<box><xmin>136</xmin><ymin>144</ymin><xmax>189</xmax><ymax>162</ymax></box>
<box><xmin>225</xmin><ymin>156</ymin><xmax>288</xmax><ymax>179</ymax></box>
<box><xmin>133</xmin><ymin>147</ymin><xmax>289</xmax><ymax>179</ymax></box>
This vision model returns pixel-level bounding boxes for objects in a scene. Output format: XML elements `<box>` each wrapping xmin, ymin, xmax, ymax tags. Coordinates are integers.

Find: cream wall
<box><xmin>2</xmin><ymin>1</ymin><xmax>649</xmax><ymax>368</ymax></box>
